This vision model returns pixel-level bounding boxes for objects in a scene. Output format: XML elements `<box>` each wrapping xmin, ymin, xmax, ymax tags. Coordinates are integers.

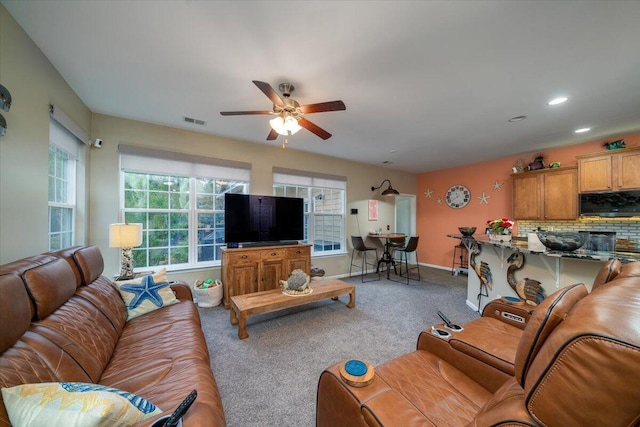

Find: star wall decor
<box><xmin>424</xmin><ymin>188</ymin><xmax>433</xmax><ymax>198</ymax></box>
<box><xmin>492</xmin><ymin>180</ymin><xmax>503</xmax><ymax>191</ymax></box>
<box><xmin>478</xmin><ymin>191</ymin><xmax>491</xmax><ymax>204</ymax></box>
<box><xmin>436</xmin><ymin>197</ymin><xmax>443</xmax><ymax>205</ymax></box>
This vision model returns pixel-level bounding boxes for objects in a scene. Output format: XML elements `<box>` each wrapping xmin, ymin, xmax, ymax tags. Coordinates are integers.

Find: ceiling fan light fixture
<box><xmin>269</xmin><ymin>114</ymin><xmax>301</xmax><ymax>136</ymax></box>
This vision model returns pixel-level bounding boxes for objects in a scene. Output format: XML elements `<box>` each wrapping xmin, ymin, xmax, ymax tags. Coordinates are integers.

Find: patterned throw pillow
<box><xmin>115</xmin><ymin>268</ymin><xmax>178</xmax><ymax>320</ymax></box>
<box><xmin>1</xmin><ymin>382</ymin><xmax>162</xmax><ymax>427</ymax></box>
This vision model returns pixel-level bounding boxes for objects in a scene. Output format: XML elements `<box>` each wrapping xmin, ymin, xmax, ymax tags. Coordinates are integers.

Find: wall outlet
<box><xmin>351</xmin><ymin>208</ymin><xmax>358</xmax><ymax>215</ymax></box>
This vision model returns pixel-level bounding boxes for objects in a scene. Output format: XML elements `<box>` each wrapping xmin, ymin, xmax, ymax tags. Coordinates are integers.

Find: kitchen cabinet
<box><xmin>512</xmin><ymin>166</ymin><xmax>577</xmax><ymax>220</ymax></box>
<box><xmin>577</xmin><ymin>146</ymin><xmax>640</xmax><ymax>193</ymax></box>
<box><xmin>221</xmin><ymin>244</ymin><xmax>311</xmax><ymax>309</ymax></box>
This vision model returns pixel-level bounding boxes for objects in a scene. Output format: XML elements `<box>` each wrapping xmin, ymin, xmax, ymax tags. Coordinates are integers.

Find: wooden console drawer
<box><xmin>286</xmin><ymin>246</ymin><xmax>310</xmax><ymax>258</ymax></box>
<box><xmin>261</xmin><ymin>249</ymin><xmax>286</xmax><ymax>260</ymax></box>
<box><xmin>226</xmin><ymin>252</ymin><xmax>260</xmax><ymax>264</ymax></box>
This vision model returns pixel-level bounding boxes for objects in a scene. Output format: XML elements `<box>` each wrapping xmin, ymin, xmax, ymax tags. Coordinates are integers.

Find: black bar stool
<box><xmin>349</xmin><ymin>235</ymin><xmax>380</xmax><ymax>282</ymax></box>
<box><xmin>451</xmin><ymin>242</ymin><xmax>468</xmax><ymax>275</ymax></box>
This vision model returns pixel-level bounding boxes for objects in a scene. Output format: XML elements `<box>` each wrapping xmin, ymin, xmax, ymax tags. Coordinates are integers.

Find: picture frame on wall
<box><xmin>368</xmin><ymin>199</ymin><xmax>378</xmax><ymax>221</ymax></box>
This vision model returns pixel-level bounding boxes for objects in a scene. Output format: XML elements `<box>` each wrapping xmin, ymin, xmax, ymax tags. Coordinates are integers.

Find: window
<box><xmin>273</xmin><ymin>168</ymin><xmax>346</xmax><ymax>255</ymax></box>
<box><xmin>48</xmin><ymin>119</ymin><xmax>78</xmax><ymax>250</ymax></box>
<box><xmin>119</xmin><ymin>146</ymin><xmax>250</xmax><ymax>270</ymax></box>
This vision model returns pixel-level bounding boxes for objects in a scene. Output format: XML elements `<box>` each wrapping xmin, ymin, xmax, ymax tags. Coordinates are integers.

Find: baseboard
<box><xmin>419</xmin><ymin>262</ymin><xmax>451</xmax><ymax>271</ymax></box>
<box><xmin>466</xmin><ymin>299</ymin><xmax>479</xmax><ymax>312</ymax></box>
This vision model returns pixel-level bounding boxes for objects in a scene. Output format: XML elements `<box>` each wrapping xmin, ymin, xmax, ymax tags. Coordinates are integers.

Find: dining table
<box><xmin>368</xmin><ymin>232</ymin><xmax>406</xmax><ymax>279</ymax></box>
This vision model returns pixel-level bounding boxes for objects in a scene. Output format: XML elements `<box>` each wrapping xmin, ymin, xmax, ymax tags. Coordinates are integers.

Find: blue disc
<box><xmin>344</xmin><ymin>360</ymin><xmax>367</xmax><ymax>376</ymax></box>
<box><xmin>504</xmin><ymin>296</ymin><xmax>520</xmax><ymax>303</ymax></box>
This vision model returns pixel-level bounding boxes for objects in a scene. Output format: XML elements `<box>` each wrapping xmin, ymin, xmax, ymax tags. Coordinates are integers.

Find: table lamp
<box><xmin>109</xmin><ymin>223</ymin><xmax>143</xmax><ymax>280</ymax></box>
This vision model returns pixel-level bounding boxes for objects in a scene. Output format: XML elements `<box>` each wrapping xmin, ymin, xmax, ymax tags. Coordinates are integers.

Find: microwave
<box><xmin>579</xmin><ymin>191</ymin><xmax>640</xmax><ymax>217</ymax></box>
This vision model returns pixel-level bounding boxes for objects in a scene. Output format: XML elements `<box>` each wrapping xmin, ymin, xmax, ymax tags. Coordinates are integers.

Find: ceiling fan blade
<box><xmin>298</xmin><ymin>117</ymin><xmax>332</xmax><ymax>140</ymax></box>
<box><xmin>266</xmin><ymin>129</ymin><xmax>279</xmax><ymax>140</ymax></box>
<box><xmin>300</xmin><ymin>100</ymin><xmax>346</xmax><ymax>114</ymax></box>
<box><xmin>252</xmin><ymin>80</ymin><xmax>284</xmax><ymax>107</ymax></box>
<box><xmin>220</xmin><ymin>110</ymin><xmax>272</xmax><ymax>116</ymax></box>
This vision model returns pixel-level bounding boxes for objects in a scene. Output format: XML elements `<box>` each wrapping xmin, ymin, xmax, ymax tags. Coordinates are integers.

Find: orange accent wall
<box><xmin>417</xmin><ymin>133</ymin><xmax>640</xmax><ymax>269</ymax></box>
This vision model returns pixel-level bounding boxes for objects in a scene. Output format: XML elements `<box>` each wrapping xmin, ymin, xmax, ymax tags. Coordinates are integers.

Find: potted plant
<box><xmin>486</xmin><ymin>218</ymin><xmax>514</xmax><ymax>242</ymax></box>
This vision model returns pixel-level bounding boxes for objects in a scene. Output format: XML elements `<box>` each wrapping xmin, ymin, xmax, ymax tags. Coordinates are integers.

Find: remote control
<box><xmin>437</xmin><ymin>311</ymin><xmax>454</xmax><ymax>328</ymax></box>
<box><xmin>163</xmin><ymin>389</ymin><xmax>197</xmax><ymax>427</ymax></box>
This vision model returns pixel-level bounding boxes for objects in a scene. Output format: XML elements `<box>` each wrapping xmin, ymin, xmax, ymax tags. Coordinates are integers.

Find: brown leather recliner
<box><xmin>417</xmin><ymin>258</ymin><xmax>627</xmax><ymax>392</ymax></box>
<box><xmin>317</xmin><ymin>261</ymin><xmax>640</xmax><ymax>426</ymax></box>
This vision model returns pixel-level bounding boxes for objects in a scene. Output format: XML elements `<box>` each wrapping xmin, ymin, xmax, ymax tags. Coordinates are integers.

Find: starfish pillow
<box><xmin>115</xmin><ymin>269</ymin><xmax>178</xmax><ymax>320</ymax></box>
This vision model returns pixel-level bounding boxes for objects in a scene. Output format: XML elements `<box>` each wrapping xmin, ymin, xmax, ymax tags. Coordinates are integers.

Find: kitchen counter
<box><xmin>447</xmin><ymin>234</ymin><xmax>640</xmax><ymax>263</ymax></box>
<box><xmin>447</xmin><ymin>234</ymin><xmax>639</xmax><ymax>313</ymax></box>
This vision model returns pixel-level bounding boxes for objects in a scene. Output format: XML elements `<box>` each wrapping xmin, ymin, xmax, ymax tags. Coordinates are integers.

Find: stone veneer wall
<box><xmin>518</xmin><ymin>218</ymin><xmax>640</xmax><ymax>250</ymax></box>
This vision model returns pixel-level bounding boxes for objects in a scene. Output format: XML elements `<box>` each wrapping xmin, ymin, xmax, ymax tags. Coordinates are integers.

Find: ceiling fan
<box><xmin>220</xmin><ymin>81</ymin><xmax>346</xmax><ymax>142</ymax></box>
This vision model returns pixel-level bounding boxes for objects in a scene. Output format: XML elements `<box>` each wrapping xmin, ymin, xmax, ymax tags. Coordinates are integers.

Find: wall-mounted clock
<box><xmin>445</xmin><ymin>185</ymin><xmax>471</xmax><ymax>209</ymax></box>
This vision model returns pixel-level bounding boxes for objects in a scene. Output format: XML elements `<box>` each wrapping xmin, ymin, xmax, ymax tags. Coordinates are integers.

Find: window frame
<box><xmin>48</xmin><ymin>133</ymin><xmax>77</xmax><ymax>251</ymax></box>
<box><xmin>273</xmin><ymin>170</ymin><xmax>346</xmax><ymax>257</ymax></box>
<box><xmin>118</xmin><ymin>147</ymin><xmax>251</xmax><ymax>271</ymax></box>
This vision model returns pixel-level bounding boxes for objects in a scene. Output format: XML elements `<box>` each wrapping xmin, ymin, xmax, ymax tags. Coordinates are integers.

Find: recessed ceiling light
<box><xmin>389</xmin><ymin>149</ymin><xmax>398</xmax><ymax>154</ymax></box>
<box><xmin>508</xmin><ymin>115</ymin><xmax>527</xmax><ymax>122</ymax></box>
<box><xmin>547</xmin><ymin>97</ymin><xmax>568</xmax><ymax>106</ymax></box>
<box><xmin>575</xmin><ymin>127</ymin><xmax>591</xmax><ymax>133</ymax></box>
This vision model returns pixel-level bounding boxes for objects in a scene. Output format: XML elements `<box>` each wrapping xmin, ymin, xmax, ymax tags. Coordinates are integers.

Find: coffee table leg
<box><xmin>238</xmin><ymin>313</ymin><xmax>248</xmax><ymax>339</ymax></box>
<box><xmin>347</xmin><ymin>289</ymin><xmax>356</xmax><ymax>308</ymax></box>
<box><xmin>230</xmin><ymin>306</ymin><xmax>238</xmax><ymax>325</ymax></box>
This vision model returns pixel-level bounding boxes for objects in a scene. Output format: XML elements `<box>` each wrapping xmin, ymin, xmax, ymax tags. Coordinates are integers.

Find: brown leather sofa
<box><xmin>317</xmin><ymin>260</ymin><xmax>640</xmax><ymax>426</ymax></box>
<box><xmin>0</xmin><ymin>245</ymin><xmax>225</xmax><ymax>426</ymax></box>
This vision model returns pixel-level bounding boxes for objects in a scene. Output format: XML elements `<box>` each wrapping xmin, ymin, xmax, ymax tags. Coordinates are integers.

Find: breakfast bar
<box><xmin>448</xmin><ymin>234</ymin><xmax>640</xmax><ymax>312</ymax></box>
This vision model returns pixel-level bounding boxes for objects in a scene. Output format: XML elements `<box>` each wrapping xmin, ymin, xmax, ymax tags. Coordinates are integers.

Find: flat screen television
<box><xmin>224</xmin><ymin>193</ymin><xmax>304</xmax><ymax>246</ymax></box>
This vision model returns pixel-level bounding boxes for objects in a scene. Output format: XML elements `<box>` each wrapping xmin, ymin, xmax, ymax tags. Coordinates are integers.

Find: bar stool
<box><xmin>394</xmin><ymin>236</ymin><xmax>420</xmax><ymax>284</ymax></box>
<box><xmin>451</xmin><ymin>242</ymin><xmax>468</xmax><ymax>276</ymax></box>
<box><xmin>349</xmin><ymin>236</ymin><xmax>380</xmax><ymax>282</ymax></box>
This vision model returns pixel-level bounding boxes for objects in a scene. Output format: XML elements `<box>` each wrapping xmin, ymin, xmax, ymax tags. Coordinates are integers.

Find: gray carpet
<box><xmin>198</xmin><ymin>267</ymin><xmax>476</xmax><ymax>427</ymax></box>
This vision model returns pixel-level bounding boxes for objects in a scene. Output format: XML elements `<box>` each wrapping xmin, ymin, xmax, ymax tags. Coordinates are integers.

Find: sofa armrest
<box><xmin>481</xmin><ymin>299</ymin><xmax>533</xmax><ymax>330</ymax></box>
<box><xmin>170</xmin><ymin>281</ymin><xmax>194</xmax><ymax>301</ymax></box>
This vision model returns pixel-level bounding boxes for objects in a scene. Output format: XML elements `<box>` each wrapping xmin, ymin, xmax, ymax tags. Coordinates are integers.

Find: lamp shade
<box><xmin>109</xmin><ymin>223</ymin><xmax>143</xmax><ymax>248</ymax></box>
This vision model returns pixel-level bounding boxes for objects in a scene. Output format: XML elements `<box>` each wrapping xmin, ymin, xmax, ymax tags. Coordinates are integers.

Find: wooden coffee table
<box><xmin>229</xmin><ymin>279</ymin><xmax>356</xmax><ymax>339</ymax></box>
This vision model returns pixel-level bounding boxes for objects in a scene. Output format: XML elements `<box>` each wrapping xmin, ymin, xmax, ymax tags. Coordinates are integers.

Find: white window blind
<box><xmin>272</xmin><ymin>167</ymin><xmax>346</xmax><ymax>190</ymax></box>
<box><xmin>119</xmin><ymin>145</ymin><xmax>250</xmax><ymax>181</ymax></box>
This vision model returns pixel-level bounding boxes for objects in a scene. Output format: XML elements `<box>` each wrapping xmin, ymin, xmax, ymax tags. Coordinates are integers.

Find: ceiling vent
<box><xmin>184</xmin><ymin>116</ymin><xmax>207</xmax><ymax>126</ymax></box>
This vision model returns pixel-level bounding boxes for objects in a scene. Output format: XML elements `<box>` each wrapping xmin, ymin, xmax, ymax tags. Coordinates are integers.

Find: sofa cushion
<box><xmin>73</xmin><ymin>246</ymin><xmax>105</xmax><ymax>285</ymax></box>
<box><xmin>0</xmin><ymin>275</ymin><xmax>32</xmax><ymax>354</ymax></box>
<box><xmin>374</xmin><ymin>350</ymin><xmax>492</xmax><ymax>426</ymax></box>
<box><xmin>1</xmin><ymin>382</ymin><xmax>161</xmax><ymax>427</ymax></box>
<box><xmin>115</xmin><ymin>269</ymin><xmax>178</xmax><ymax>320</ymax></box>
<box><xmin>23</xmin><ymin>258</ymin><xmax>77</xmax><ymax>320</ymax></box>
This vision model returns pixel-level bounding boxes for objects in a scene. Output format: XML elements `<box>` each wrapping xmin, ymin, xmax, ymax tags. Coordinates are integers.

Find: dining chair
<box><xmin>394</xmin><ymin>236</ymin><xmax>420</xmax><ymax>284</ymax></box>
<box><xmin>349</xmin><ymin>235</ymin><xmax>380</xmax><ymax>282</ymax></box>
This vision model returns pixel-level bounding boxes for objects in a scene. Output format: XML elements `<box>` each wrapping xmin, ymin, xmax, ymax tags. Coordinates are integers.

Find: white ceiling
<box><xmin>4</xmin><ymin>1</ymin><xmax>640</xmax><ymax>173</ymax></box>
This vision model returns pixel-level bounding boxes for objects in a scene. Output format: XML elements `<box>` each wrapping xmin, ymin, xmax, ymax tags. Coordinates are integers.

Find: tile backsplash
<box><xmin>518</xmin><ymin>217</ymin><xmax>640</xmax><ymax>250</ymax></box>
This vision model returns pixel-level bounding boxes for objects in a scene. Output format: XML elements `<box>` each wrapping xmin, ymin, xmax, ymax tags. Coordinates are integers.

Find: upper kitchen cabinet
<box><xmin>577</xmin><ymin>146</ymin><xmax>640</xmax><ymax>193</ymax></box>
<box><xmin>512</xmin><ymin>166</ymin><xmax>578</xmax><ymax>220</ymax></box>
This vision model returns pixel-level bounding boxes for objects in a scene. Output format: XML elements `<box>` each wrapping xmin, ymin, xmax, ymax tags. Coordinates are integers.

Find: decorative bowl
<box><xmin>536</xmin><ymin>231</ymin><xmax>589</xmax><ymax>252</ymax></box>
<box><xmin>458</xmin><ymin>227</ymin><xmax>477</xmax><ymax>236</ymax></box>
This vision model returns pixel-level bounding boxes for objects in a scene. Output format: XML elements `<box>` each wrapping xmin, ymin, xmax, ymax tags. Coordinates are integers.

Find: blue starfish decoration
<box><xmin>120</xmin><ymin>275</ymin><xmax>169</xmax><ymax>309</ymax></box>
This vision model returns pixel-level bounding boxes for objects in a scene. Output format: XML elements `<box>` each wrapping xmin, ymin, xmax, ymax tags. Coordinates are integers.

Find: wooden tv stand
<box><xmin>220</xmin><ymin>243</ymin><xmax>311</xmax><ymax>309</ymax></box>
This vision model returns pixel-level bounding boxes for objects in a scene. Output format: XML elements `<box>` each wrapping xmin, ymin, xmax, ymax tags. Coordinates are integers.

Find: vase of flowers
<box><xmin>487</xmin><ymin>218</ymin><xmax>514</xmax><ymax>242</ymax></box>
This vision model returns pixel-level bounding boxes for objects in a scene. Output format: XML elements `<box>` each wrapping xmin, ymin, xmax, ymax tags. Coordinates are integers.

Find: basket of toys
<box><xmin>193</xmin><ymin>279</ymin><xmax>223</xmax><ymax>308</ymax></box>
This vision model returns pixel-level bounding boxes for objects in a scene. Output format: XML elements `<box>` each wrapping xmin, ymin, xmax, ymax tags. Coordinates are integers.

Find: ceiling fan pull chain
<box><xmin>283</xmin><ymin>136</ymin><xmax>288</xmax><ymax>149</ymax></box>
